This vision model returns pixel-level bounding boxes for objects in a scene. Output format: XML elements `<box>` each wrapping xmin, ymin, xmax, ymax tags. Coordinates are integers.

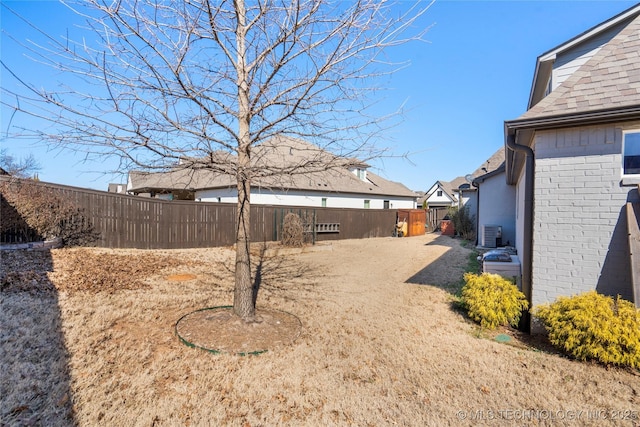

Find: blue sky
<box><xmin>1</xmin><ymin>0</ymin><xmax>638</xmax><ymax>192</ymax></box>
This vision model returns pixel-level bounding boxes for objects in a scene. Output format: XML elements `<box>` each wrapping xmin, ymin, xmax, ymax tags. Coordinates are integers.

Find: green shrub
<box><xmin>534</xmin><ymin>291</ymin><xmax>640</xmax><ymax>368</ymax></box>
<box><xmin>461</xmin><ymin>272</ymin><xmax>529</xmax><ymax>329</ymax></box>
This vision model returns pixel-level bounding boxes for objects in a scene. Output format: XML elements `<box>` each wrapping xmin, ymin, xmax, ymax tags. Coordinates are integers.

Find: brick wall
<box><xmin>532</xmin><ymin>124</ymin><xmax>636</xmax><ymax>306</ymax></box>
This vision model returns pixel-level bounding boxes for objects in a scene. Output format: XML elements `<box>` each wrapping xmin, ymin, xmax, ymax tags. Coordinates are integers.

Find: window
<box><xmin>437</xmin><ymin>190</ymin><xmax>443</xmax><ymax>197</ymax></box>
<box><xmin>357</xmin><ymin>168</ymin><xmax>366</xmax><ymax>180</ymax></box>
<box><xmin>321</xmin><ymin>198</ymin><xmax>327</xmax><ymax>207</ymax></box>
<box><xmin>364</xmin><ymin>200</ymin><xmax>370</xmax><ymax>209</ymax></box>
<box><xmin>383</xmin><ymin>200</ymin><xmax>390</xmax><ymax>209</ymax></box>
<box><xmin>623</xmin><ymin>130</ymin><xmax>640</xmax><ymax>176</ymax></box>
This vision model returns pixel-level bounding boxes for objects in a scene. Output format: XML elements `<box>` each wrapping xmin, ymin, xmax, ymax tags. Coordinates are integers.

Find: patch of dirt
<box><xmin>166</xmin><ymin>273</ymin><xmax>198</xmax><ymax>281</ymax></box>
<box><xmin>176</xmin><ymin>307</ymin><xmax>302</xmax><ymax>354</ymax></box>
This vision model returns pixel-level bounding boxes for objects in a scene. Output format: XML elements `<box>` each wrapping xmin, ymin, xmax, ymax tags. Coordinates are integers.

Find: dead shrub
<box><xmin>281</xmin><ymin>212</ymin><xmax>304</xmax><ymax>247</ymax></box>
<box><xmin>448</xmin><ymin>205</ymin><xmax>476</xmax><ymax>241</ymax></box>
<box><xmin>0</xmin><ymin>179</ymin><xmax>98</xmax><ymax>246</ymax></box>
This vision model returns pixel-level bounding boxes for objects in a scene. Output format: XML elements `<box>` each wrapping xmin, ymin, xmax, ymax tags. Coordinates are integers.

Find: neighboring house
<box><xmin>420</xmin><ymin>177</ymin><xmax>466</xmax><ymax>229</ymax></box>
<box><xmin>421</xmin><ymin>150</ymin><xmax>511</xmax><ymax>234</ymax></box>
<box><xmin>127</xmin><ymin>136</ymin><xmax>418</xmax><ymax>209</ymax></box>
<box><xmin>473</xmin><ymin>163</ymin><xmax>516</xmax><ymax>248</ymax></box>
<box><xmin>421</xmin><ymin>177</ymin><xmax>466</xmax><ymax>209</ymax></box>
<box><xmin>425</xmin><ymin>149</ymin><xmax>506</xmax><ymax>214</ymax></box>
<box><xmin>468</xmin><ymin>149</ymin><xmax>516</xmax><ymax>248</ymax></box>
<box><xmin>504</xmin><ymin>3</ymin><xmax>640</xmax><ymax>326</ymax></box>
<box><xmin>454</xmin><ymin>183</ymin><xmax>476</xmax><ymax>212</ymax></box>
<box><xmin>107</xmin><ymin>183</ymin><xmax>128</xmax><ymax>194</ymax></box>
<box><xmin>427</xmin><ymin>148</ymin><xmax>515</xmax><ymax>247</ymax></box>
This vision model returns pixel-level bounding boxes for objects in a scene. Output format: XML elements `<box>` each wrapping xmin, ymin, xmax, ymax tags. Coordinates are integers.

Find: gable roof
<box><xmin>528</xmin><ymin>4</ymin><xmax>640</xmax><ymax>109</ymax></box>
<box><xmin>470</xmin><ymin>148</ymin><xmax>505</xmax><ymax>179</ymax></box>
<box><xmin>521</xmin><ymin>11</ymin><xmax>640</xmax><ymax>121</ymax></box>
<box><xmin>420</xmin><ymin>149</ymin><xmax>506</xmax><ymax>204</ymax></box>
<box><xmin>420</xmin><ymin>177</ymin><xmax>465</xmax><ymax>206</ymax></box>
<box><xmin>128</xmin><ymin>136</ymin><xmax>416</xmax><ymax>199</ymax></box>
<box><xmin>505</xmin><ymin>5</ymin><xmax>640</xmax><ymax>183</ymax></box>
<box><xmin>441</xmin><ymin>176</ymin><xmax>468</xmax><ymax>197</ymax></box>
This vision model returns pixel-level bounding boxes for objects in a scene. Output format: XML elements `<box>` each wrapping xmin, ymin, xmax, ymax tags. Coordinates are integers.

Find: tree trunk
<box><xmin>233</xmin><ymin>0</ymin><xmax>255</xmax><ymax>322</ymax></box>
<box><xmin>234</xmin><ymin>160</ymin><xmax>254</xmax><ymax>321</ymax></box>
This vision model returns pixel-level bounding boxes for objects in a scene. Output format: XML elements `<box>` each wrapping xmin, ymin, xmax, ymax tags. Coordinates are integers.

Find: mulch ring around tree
<box><xmin>175</xmin><ymin>306</ymin><xmax>302</xmax><ymax>355</ymax></box>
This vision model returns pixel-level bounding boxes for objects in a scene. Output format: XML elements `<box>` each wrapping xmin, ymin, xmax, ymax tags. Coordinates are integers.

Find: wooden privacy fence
<box><xmin>426</xmin><ymin>207</ymin><xmax>450</xmax><ymax>232</ymax></box>
<box><xmin>0</xmin><ymin>178</ymin><xmax>397</xmax><ymax>249</ymax></box>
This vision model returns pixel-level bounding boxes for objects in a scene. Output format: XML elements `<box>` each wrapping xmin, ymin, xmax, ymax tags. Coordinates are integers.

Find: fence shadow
<box><xmin>0</xmin><ymin>191</ymin><xmax>42</xmax><ymax>243</ymax></box>
<box><xmin>0</xmin><ymin>249</ymin><xmax>77</xmax><ymax>426</ymax></box>
<box><xmin>405</xmin><ymin>235</ymin><xmax>473</xmax><ymax>294</ymax></box>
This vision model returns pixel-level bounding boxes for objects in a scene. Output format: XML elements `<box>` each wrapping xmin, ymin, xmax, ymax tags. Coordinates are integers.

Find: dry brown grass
<box><xmin>1</xmin><ymin>234</ymin><xmax>639</xmax><ymax>426</ymax></box>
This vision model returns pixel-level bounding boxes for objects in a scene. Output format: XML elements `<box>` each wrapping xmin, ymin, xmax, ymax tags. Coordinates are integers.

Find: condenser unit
<box><xmin>482</xmin><ymin>225</ymin><xmax>502</xmax><ymax>248</ymax></box>
<box><xmin>483</xmin><ymin>255</ymin><xmax>522</xmax><ymax>289</ymax></box>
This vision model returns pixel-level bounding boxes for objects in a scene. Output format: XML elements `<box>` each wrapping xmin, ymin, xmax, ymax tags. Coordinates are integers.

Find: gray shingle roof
<box><xmin>441</xmin><ymin>176</ymin><xmax>467</xmax><ymax>197</ymax></box>
<box><xmin>470</xmin><ymin>149</ymin><xmax>505</xmax><ymax>179</ymax></box>
<box><xmin>128</xmin><ymin>136</ymin><xmax>416</xmax><ymax>199</ymax></box>
<box><xmin>518</xmin><ymin>13</ymin><xmax>640</xmax><ymax>120</ymax></box>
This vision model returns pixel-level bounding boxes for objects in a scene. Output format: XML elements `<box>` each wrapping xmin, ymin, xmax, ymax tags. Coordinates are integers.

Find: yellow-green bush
<box><xmin>461</xmin><ymin>273</ymin><xmax>529</xmax><ymax>329</ymax></box>
<box><xmin>535</xmin><ymin>291</ymin><xmax>640</xmax><ymax>368</ymax></box>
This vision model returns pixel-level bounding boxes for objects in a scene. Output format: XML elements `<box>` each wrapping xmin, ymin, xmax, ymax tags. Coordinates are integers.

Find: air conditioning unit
<box><xmin>483</xmin><ymin>255</ymin><xmax>522</xmax><ymax>290</ymax></box>
<box><xmin>482</xmin><ymin>225</ymin><xmax>502</xmax><ymax>248</ymax></box>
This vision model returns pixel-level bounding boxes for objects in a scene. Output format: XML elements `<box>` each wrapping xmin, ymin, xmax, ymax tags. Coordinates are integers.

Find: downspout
<box><xmin>506</xmin><ymin>132</ymin><xmax>534</xmax><ymax>333</ymax></box>
<box><xmin>471</xmin><ymin>179</ymin><xmax>480</xmax><ymax>247</ymax></box>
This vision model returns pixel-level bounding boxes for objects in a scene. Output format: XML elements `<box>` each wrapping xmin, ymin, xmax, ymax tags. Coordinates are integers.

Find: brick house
<box><xmin>505</xmin><ymin>4</ymin><xmax>640</xmax><ymax>329</ymax></box>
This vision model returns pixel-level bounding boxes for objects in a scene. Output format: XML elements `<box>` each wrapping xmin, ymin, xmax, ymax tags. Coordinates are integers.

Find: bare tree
<box><xmin>0</xmin><ymin>149</ymin><xmax>40</xmax><ymax>179</ymax></box>
<box><xmin>1</xmin><ymin>0</ymin><xmax>432</xmax><ymax>321</ymax></box>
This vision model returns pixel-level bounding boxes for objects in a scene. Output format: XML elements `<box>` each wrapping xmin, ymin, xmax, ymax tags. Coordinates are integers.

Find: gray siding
<box><xmin>459</xmin><ymin>190</ymin><xmax>477</xmax><ymax>219</ymax></box>
<box><xmin>551</xmin><ymin>24</ymin><xmax>623</xmax><ymax>92</ymax></box>
<box><xmin>477</xmin><ymin>172</ymin><xmax>516</xmax><ymax>247</ymax></box>
<box><xmin>531</xmin><ymin>123</ymin><xmax>639</xmax><ymax>306</ymax></box>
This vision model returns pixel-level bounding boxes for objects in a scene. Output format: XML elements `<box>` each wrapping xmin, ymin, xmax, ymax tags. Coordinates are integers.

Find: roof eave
<box><xmin>504</xmin><ymin>105</ymin><xmax>640</xmax><ymax>184</ymax></box>
<box><xmin>472</xmin><ymin>163</ymin><xmax>506</xmax><ymax>185</ymax></box>
<box><xmin>528</xmin><ymin>59</ymin><xmax>554</xmax><ymax>109</ymax></box>
<box><xmin>535</xmin><ymin>4</ymin><xmax>640</xmax><ymax>63</ymax></box>
<box><xmin>507</xmin><ymin>105</ymin><xmax>640</xmax><ymax>132</ymax></box>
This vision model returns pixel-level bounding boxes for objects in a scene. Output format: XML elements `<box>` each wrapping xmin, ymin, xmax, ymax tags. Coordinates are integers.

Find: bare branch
<box><xmin>1</xmin><ymin>0</ymin><xmax>433</xmax><ymax>320</ymax></box>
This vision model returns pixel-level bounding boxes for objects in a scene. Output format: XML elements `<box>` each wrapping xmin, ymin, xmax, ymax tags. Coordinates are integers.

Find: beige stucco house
<box><xmin>127</xmin><ymin>136</ymin><xmax>418</xmax><ymax>210</ymax></box>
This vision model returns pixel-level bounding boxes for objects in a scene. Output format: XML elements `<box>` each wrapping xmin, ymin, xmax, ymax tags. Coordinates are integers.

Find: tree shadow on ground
<box><xmin>213</xmin><ymin>244</ymin><xmax>314</xmax><ymax>308</ymax></box>
<box><xmin>0</xmin><ymin>249</ymin><xmax>76</xmax><ymax>426</ymax></box>
<box><xmin>175</xmin><ymin>245</ymin><xmax>310</xmax><ymax>353</ymax></box>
